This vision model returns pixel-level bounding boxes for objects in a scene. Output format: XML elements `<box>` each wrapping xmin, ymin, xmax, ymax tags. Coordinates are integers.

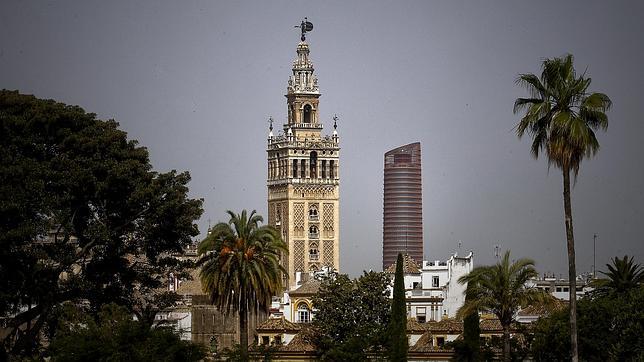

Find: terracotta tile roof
<box><xmin>384</xmin><ymin>254</ymin><xmax>421</xmax><ymax>274</ymax></box>
<box><xmin>289</xmin><ymin>279</ymin><xmax>321</xmax><ymax>296</ymax></box>
<box><xmin>407</xmin><ymin>318</ymin><xmax>427</xmax><ymax>333</ymax></box>
<box><xmin>479</xmin><ymin>316</ymin><xmax>524</xmax><ymax>333</ymax></box>
<box><xmin>517</xmin><ymin>299</ymin><xmax>567</xmax><ymax>316</ymax></box>
<box><xmin>176</xmin><ymin>268</ymin><xmax>205</xmax><ymax>296</ymax></box>
<box><xmin>479</xmin><ymin>318</ymin><xmax>503</xmax><ymax>332</ymax></box>
<box><xmin>410</xmin><ymin>331</ymin><xmax>434</xmax><ymax>352</ymax></box>
<box><xmin>280</xmin><ymin>327</ymin><xmax>317</xmax><ymax>352</ymax></box>
<box><xmin>256</xmin><ymin>317</ymin><xmax>301</xmax><ymax>333</ymax></box>
<box><xmin>426</xmin><ymin>318</ymin><xmax>463</xmax><ymax>334</ymax></box>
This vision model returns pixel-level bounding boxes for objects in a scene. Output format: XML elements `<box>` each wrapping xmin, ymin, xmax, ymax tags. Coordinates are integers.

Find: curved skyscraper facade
<box><xmin>383</xmin><ymin>142</ymin><xmax>423</xmax><ymax>269</ymax></box>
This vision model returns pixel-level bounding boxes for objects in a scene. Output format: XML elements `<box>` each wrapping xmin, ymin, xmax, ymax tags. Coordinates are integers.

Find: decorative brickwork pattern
<box><xmin>323</xmin><ymin>203</ymin><xmax>334</xmax><ymax>238</ymax></box>
<box><xmin>281</xmin><ymin>203</ymin><xmax>289</xmax><ymax>241</ymax></box>
<box><xmin>323</xmin><ymin>240</ymin><xmax>334</xmax><ymax>268</ymax></box>
<box><xmin>293</xmin><ymin>202</ymin><xmax>305</xmax><ymax>237</ymax></box>
<box><xmin>294</xmin><ymin>184</ymin><xmax>335</xmax><ymax>198</ymax></box>
<box><xmin>268</xmin><ymin>202</ymin><xmax>275</xmax><ymax>226</ymax></box>
<box><xmin>294</xmin><ymin>240</ymin><xmax>305</xmax><ymax>272</ymax></box>
<box><xmin>268</xmin><ymin>186</ymin><xmax>288</xmax><ymax>200</ymax></box>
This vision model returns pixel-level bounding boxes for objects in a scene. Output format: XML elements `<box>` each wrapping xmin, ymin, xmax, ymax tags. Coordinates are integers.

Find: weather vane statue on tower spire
<box><xmin>296</xmin><ymin>17</ymin><xmax>314</xmax><ymax>41</ymax></box>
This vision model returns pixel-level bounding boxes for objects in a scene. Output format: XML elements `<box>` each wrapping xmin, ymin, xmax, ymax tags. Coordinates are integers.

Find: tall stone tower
<box><xmin>267</xmin><ymin>32</ymin><xmax>340</xmax><ymax>289</ymax></box>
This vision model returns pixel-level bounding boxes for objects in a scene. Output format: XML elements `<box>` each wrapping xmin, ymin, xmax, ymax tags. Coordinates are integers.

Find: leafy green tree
<box><xmin>388</xmin><ymin>253</ymin><xmax>408</xmax><ymax>361</ymax></box>
<box><xmin>312</xmin><ymin>271</ymin><xmax>391</xmax><ymax>360</ymax></box>
<box><xmin>48</xmin><ymin>303</ymin><xmax>206</xmax><ymax>361</ymax></box>
<box><xmin>197</xmin><ymin>210</ymin><xmax>287</xmax><ymax>361</ymax></box>
<box><xmin>514</xmin><ymin>54</ymin><xmax>612</xmax><ymax>361</ymax></box>
<box><xmin>531</xmin><ymin>285</ymin><xmax>644</xmax><ymax>361</ymax></box>
<box><xmin>592</xmin><ymin>255</ymin><xmax>644</xmax><ymax>296</ymax></box>
<box><xmin>457</xmin><ymin>250</ymin><xmax>545</xmax><ymax>362</ymax></box>
<box><xmin>0</xmin><ymin>90</ymin><xmax>203</xmax><ymax>357</ymax></box>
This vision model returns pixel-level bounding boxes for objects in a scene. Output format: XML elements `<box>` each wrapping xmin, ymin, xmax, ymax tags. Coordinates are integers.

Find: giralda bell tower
<box><xmin>267</xmin><ymin>19</ymin><xmax>340</xmax><ymax>289</ymax></box>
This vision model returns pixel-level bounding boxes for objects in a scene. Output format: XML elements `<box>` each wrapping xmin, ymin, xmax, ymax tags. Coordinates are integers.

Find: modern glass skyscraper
<box><xmin>383</xmin><ymin>142</ymin><xmax>423</xmax><ymax>269</ymax></box>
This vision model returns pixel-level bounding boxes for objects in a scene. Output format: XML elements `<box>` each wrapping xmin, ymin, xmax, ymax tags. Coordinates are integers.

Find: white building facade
<box><xmin>390</xmin><ymin>252</ymin><xmax>474</xmax><ymax>322</ymax></box>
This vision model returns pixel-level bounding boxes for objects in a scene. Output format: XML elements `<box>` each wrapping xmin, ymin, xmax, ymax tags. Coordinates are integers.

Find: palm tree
<box><xmin>197</xmin><ymin>210</ymin><xmax>287</xmax><ymax>360</ymax></box>
<box><xmin>593</xmin><ymin>255</ymin><xmax>644</xmax><ymax>295</ymax></box>
<box><xmin>513</xmin><ymin>54</ymin><xmax>611</xmax><ymax>361</ymax></box>
<box><xmin>457</xmin><ymin>250</ymin><xmax>545</xmax><ymax>362</ymax></box>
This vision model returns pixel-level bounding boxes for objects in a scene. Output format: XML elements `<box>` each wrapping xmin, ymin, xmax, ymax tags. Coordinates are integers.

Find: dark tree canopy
<box><xmin>532</xmin><ymin>285</ymin><xmax>644</xmax><ymax>361</ymax></box>
<box><xmin>48</xmin><ymin>303</ymin><xmax>206</xmax><ymax>362</ymax></box>
<box><xmin>312</xmin><ymin>271</ymin><xmax>391</xmax><ymax>360</ymax></box>
<box><xmin>0</xmin><ymin>90</ymin><xmax>203</xmax><ymax>357</ymax></box>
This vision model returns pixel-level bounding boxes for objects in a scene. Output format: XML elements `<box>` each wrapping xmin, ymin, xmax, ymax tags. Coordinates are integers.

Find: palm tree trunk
<box><xmin>239</xmin><ymin>284</ymin><xmax>249</xmax><ymax>361</ymax></box>
<box><xmin>563</xmin><ymin>165</ymin><xmax>578</xmax><ymax>362</ymax></box>
<box><xmin>503</xmin><ymin>325</ymin><xmax>511</xmax><ymax>362</ymax></box>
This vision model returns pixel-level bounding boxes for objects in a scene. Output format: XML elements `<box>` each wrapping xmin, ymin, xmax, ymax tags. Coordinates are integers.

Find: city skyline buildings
<box><xmin>383</xmin><ymin>142</ymin><xmax>423</xmax><ymax>269</ymax></box>
<box><xmin>1</xmin><ymin>2</ymin><xmax>642</xmax><ymax>277</ymax></box>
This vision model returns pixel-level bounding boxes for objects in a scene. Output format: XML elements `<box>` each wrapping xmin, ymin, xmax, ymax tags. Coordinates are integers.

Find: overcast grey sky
<box><xmin>2</xmin><ymin>1</ymin><xmax>643</xmax><ymax>277</ymax></box>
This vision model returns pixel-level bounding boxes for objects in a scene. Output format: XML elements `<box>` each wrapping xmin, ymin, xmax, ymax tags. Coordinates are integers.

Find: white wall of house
<box><xmin>404</xmin><ymin>252</ymin><xmax>474</xmax><ymax>321</ymax></box>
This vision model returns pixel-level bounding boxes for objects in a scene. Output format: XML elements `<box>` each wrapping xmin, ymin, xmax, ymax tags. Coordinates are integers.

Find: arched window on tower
<box><xmin>303</xmin><ymin>104</ymin><xmax>312</xmax><ymax>123</ymax></box>
<box><xmin>309</xmin><ymin>151</ymin><xmax>317</xmax><ymax>179</ymax></box>
<box><xmin>309</xmin><ymin>241</ymin><xmax>319</xmax><ymax>261</ymax></box>
<box><xmin>292</xmin><ymin>159</ymin><xmax>298</xmax><ymax>178</ymax></box>
<box><xmin>309</xmin><ymin>225</ymin><xmax>319</xmax><ymax>239</ymax></box>
<box><xmin>308</xmin><ymin>205</ymin><xmax>318</xmax><ymax>221</ymax></box>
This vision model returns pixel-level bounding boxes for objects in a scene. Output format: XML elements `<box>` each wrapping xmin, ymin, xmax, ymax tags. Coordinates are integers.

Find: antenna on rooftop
<box><xmin>593</xmin><ymin>233</ymin><xmax>597</xmax><ymax>279</ymax></box>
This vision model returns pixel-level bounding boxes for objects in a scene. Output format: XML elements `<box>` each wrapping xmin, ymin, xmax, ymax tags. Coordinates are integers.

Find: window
<box><xmin>432</xmin><ymin>276</ymin><xmax>439</xmax><ymax>288</ymax></box>
<box><xmin>274</xmin><ymin>335</ymin><xmax>282</xmax><ymax>345</ymax></box>
<box><xmin>321</xmin><ymin>160</ymin><xmax>327</xmax><ymax>178</ymax></box>
<box><xmin>436</xmin><ymin>337</ymin><xmax>445</xmax><ymax>347</ymax></box>
<box><xmin>303</xmin><ymin>104</ymin><xmax>312</xmax><ymax>123</ymax></box>
<box><xmin>329</xmin><ymin>160</ymin><xmax>334</xmax><ymax>179</ymax></box>
<box><xmin>309</xmin><ymin>152</ymin><xmax>317</xmax><ymax>178</ymax></box>
<box><xmin>309</xmin><ymin>225</ymin><xmax>319</xmax><ymax>239</ymax></box>
<box><xmin>300</xmin><ymin>159</ymin><xmax>306</xmax><ymax>178</ymax></box>
<box><xmin>309</xmin><ymin>248</ymin><xmax>319</xmax><ymax>261</ymax></box>
<box><xmin>413</xmin><ymin>282</ymin><xmax>420</xmax><ymax>289</ymax></box>
<box><xmin>297</xmin><ymin>303</ymin><xmax>311</xmax><ymax>323</ymax></box>
<box><xmin>262</xmin><ymin>336</ymin><xmax>270</xmax><ymax>345</ymax></box>
<box><xmin>293</xmin><ymin>160</ymin><xmax>298</xmax><ymax>178</ymax></box>
<box><xmin>417</xmin><ymin>315</ymin><xmax>426</xmax><ymax>323</ymax></box>
<box><xmin>556</xmin><ymin>287</ymin><xmax>562</xmax><ymax>292</ymax></box>
<box><xmin>309</xmin><ymin>205</ymin><xmax>319</xmax><ymax>220</ymax></box>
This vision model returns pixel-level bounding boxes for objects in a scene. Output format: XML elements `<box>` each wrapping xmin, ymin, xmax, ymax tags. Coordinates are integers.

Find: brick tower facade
<box><xmin>267</xmin><ymin>36</ymin><xmax>340</xmax><ymax>289</ymax></box>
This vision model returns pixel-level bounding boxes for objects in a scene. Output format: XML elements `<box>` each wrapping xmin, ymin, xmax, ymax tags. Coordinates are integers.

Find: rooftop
<box><xmin>385</xmin><ymin>254</ymin><xmax>422</xmax><ymax>274</ymax></box>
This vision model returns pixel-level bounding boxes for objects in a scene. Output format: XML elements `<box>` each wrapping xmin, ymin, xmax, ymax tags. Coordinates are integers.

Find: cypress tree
<box><xmin>389</xmin><ymin>253</ymin><xmax>408</xmax><ymax>361</ymax></box>
<box><xmin>462</xmin><ymin>304</ymin><xmax>480</xmax><ymax>361</ymax></box>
